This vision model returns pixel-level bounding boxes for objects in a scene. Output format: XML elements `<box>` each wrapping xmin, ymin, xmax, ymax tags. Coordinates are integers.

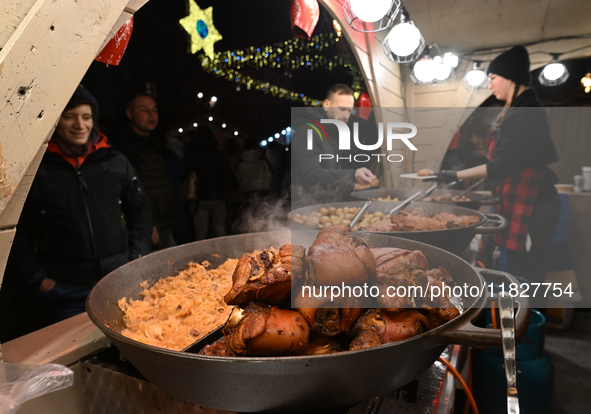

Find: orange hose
<box><xmin>439</xmin><ymin>356</ymin><xmax>479</xmax><ymax>414</ymax></box>
<box><xmin>476</xmin><ymin>260</ymin><xmax>486</xmax><ymax>269</ymax></box>
<box><xmin>463</xmin><ymin>348</ymin><xmax>473</xmax><ymax>414</ymax></box>
<box><xmin>491</xmin><ymin>301</ymin><xmax>498</xmax><ymax>330</ymax></box>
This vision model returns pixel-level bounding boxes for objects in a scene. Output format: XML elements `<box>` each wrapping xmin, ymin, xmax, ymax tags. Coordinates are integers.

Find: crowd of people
<box><xmin>0</xmin><ymin>85</ymin><xmax>291</xmax><ymax>340</ymax></box>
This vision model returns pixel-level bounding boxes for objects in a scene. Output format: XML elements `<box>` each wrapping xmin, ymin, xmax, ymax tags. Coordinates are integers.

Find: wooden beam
<box><xmin>0</xmin><ymin>228</ymin><xmax>16</xmax><ymax>290</ymax></box>
<box><xmin>0</xmin><ymin>143</ymin><xmax>46</xmax><ymax>229</ymax></box>
<box><xmin>2</xmin><ymin>312</ymin><xmax>109</xmax><ymax>365</ymax></box>
<box><xmin>0</xmin><ymin>0</ymin><xmax>149</xmax><ymax>217</ymax></box>
<box><xmin>0</xmin><ymin>0</ymin><xmax>37</xmax><ymax>50</ymax></box>
<box><xmin>0</xmin><ymin>0</ymin><xmax>149</xmax><ymax>357</ymax></box>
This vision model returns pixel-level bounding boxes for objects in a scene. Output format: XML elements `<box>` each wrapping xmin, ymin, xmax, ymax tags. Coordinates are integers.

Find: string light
<box><xmin>200</xmin><ymin>33</ymin><xmax>350</xmax><ymax>106</ymax></box>
<box><xmin>332</xmin><ymin>20</ymin><xmax>343</xmax><ymax>37</ymax></box>
<box><xmin>259</xmin><ymin>126</ymin><xmax>292</xmax><ymax>148</ymax></box>
<box><xmin>582</xmin><ymin>72</ymin><xmax>591</xmax><ymax>93</ymax></box>
<box><xmin>202</xmin><ymin>33</ymin><xmax>348</xmax><ymax>72</ymax></box>
<box><xmin>201</xmin><ymin>63</ymin><xmax>323</xmax><ymax>106</ymax></box>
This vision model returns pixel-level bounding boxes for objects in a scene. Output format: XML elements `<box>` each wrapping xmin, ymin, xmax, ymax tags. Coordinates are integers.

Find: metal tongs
<box><xmin>387</xmin><ymin>183</ymin><xmax>437</xmax><ymax>216</ymax></box>
<box><xmin>499</xmin><ymin>291</ymin><xmax>520</xmax><ymax>414</ymax></box>
<box><xmin>349</xmin><ymin>200</ymin><xmax>372</xmax><ymax>228</ymax></box>
<box><xmin>452</xmin><ymin>178</ymin><xmax>485</xmax><ymax>200</ymax></box>
<box><xmin>444</xmin><ymin>179</ymin><xmax>463</xmax><ymax>188</ymax></box>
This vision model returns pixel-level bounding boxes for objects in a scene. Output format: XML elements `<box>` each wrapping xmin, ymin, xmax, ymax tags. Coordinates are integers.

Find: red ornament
<box><xmin>290</xmin><ymin>0</ymin><xmax>319</xmax><ymax>40</ymax></box>
<box><xmin>95</xmin><ymin>17</ymin><xmax>133</xmax><ymax>66</ymax></box>
<box><xmin>356</xmin><ymin>92</ymin><xmax>372</xmax><ymax>120</ymax></box>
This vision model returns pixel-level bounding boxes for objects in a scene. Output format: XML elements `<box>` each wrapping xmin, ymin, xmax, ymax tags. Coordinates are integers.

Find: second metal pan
<box><xmin>290</xmin><ymin>201</ymin><xmax>507</xmax><ymax>255</ymax></box>
<box><xmin>351</xmin><ymin>188</ymin><xmax>498</xmax><ymax>210</ymax></box>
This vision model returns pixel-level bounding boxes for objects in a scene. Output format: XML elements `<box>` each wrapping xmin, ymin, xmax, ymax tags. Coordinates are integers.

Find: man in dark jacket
<box><xmin>291</xmin><ymin>84</ymin><xmax>376</xmax><ymax>207</ymax></box>
<box><xmin>8</xmin><ymin>86</ymin><xmax>152</xmax><ymax>325</ymax></box>
<box><xmin>109</xmin><ymin>94</ymin><xmax>177</xmax><ymax>250</ymax></box>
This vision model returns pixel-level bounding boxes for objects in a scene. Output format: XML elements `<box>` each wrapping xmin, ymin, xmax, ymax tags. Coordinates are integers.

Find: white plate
<box><xmin>400</xmin><ymin>173</ymin><xmax>437</xmax><ymax>180</ymax></box>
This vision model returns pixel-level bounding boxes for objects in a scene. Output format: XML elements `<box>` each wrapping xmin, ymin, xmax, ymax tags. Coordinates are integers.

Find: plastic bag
<box><xmin>0</xmin><ymin>362</ymin><xmax>74</xmax><ymax>414</ymax></box>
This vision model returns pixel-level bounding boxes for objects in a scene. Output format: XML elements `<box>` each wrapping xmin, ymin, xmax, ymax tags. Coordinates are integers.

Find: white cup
<box><xmin>582</xmin><ymin>167</ymin><xmax>591</xmax><ymax>192</ymax></box>
<box><xmin>574</xmin><ymin>175</ymin><xmax>583</xmax><ymax>192</ymax></box>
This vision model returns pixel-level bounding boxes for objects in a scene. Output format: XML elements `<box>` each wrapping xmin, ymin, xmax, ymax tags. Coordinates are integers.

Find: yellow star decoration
<box><xmin>179</xmin><ymin>0</ymin><xmax>222</xmax><ymax>59</ymax></box>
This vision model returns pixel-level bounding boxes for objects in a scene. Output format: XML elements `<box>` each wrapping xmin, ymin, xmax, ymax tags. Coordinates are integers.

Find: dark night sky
<box><xmin>82</xmin><ymin>0</ymin><xmax>591</xmax><ymax>140</ymax></box>
<box><xmin>82</xmin><ymin>0</ymin><xmax>355</xmax><ymax>141</ymax></box>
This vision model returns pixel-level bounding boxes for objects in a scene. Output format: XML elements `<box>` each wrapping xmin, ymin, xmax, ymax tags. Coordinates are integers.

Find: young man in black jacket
<box><xmin>8</xmin><ymin>86</ymin><xmax>152</xmax><ymax>326</ymax></box>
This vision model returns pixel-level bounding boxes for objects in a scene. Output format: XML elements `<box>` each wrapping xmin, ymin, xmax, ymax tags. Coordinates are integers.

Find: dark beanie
<box><xmin>487</xmin><ymin>45</ymin><xmax>531</xmax><ymax>86</ymax></box>
<box><xmin>67</xmin><ymin>85</ymin><xmax>99</xmax><ymax>122</ymax></box>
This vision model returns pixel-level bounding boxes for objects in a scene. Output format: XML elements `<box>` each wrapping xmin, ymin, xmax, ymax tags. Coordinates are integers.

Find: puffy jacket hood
<box><xmin>47</xmin><ymin>129</ymin><xmax>110</xmax><ymax>169</ymax></box>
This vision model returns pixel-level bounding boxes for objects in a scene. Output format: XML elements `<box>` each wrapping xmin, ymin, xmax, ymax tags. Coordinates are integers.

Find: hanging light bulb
<box><xmin>464</xmin><ymin>62</ymin><xmax>488</xmax><ymax>89</ymax></box>
<box><xmin>412</xmin><ymin>57</ymin><xmax>437</xmax><ymax>83</ymax></box>
<box><xmin>409</xmin><ymin>45</ymin><xmax>456</xmax><ymax>85</ymax></box>
<box><xmin>582</xmin><ymin>73</ymin><xmax>591</xmax><ymax>93</ymax></box>
<box><xmin>434</xmin><ymin>57</ymin><xmax>452</xmax><ymax>81</ymax></box>
<box><xmin>350</xmin><ymin>0</ymin><xmax>393</xmax><ymax>22</ymax></box>
<box><xmin>542</xmin><ymin>63</ymin><xmax>566</xmax><ymax>81</ymax></box>
<box><xmin>343</xmin><ymin>0</ymin><xmax>401</xmax><ymax>33</ymax></box>
<box><xmin>538</xmin><ymin>55</ymin><xmax>569</xmax><ymax>86</ymax></box>
<box><xmin>382</xmin><ymin>7</ymin><xmax>425</xmax><ymax>63</ymax></box>
<box><xmin>442</xmin><ymin>52</ymin><xmax>459</xmax><ymax>68</ymax></box>
<box><xmin>466</xmin><ymin>69</ymin><xmax>487</xmax><ymax>86</ymax></box>
<box><xmin>387</xmin><ymin>20</ymin><xmax>421</xmax><ymax>57</ymax></box>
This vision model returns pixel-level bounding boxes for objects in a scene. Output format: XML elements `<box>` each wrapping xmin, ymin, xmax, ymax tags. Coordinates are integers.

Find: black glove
<box><xmin>425</xmin><ymin>170</ymin><xmax>457</xmax><ymax>182</ymax></box>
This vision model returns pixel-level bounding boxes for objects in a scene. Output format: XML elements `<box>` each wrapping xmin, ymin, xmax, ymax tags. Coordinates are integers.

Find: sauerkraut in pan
<box><xmin>118</xmin><ymin>259</ymin><xmax>237</xmax><ymax>351</ymax></box>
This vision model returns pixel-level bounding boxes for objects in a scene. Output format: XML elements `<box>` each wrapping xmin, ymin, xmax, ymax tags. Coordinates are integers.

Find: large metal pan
<box><xmin>351</xmin><ymin>188</ymin><xmax>498</xmax><ymax>210</ymax></box>
<box><xmin>86</xmin><ymin>231</ymin><xmax>527</xmax><ymax>413</ymax></box>
<box><xmin>290</xmin><ymin>201</ymin><xmax>507</xmax><ymax>255</ymax></box>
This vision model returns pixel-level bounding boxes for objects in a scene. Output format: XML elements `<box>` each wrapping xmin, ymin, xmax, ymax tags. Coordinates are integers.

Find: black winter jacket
<box><xmin>290</xmin><ymin>108</ymin><xmax>356</xmax><ymax>206</ymax></box>
<box><xmin>486</xmin><ymin>89</ymin><xmax>559</xmax><ymax>202</ymax></box>
<box><xmin>13</xmin><ymin>132</ymin><xmax>152</xmax><ymax>288</ymax></box>
<box><xmin>109</xmin><ymin>126</ymin><xmax>177</xmax><ymax>229</ymax></box>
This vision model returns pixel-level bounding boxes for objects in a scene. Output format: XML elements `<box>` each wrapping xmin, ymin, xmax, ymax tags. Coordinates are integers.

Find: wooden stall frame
<box><xmin>0</xmin><ymin>0</ymin><xmax>150</xmax><ymax>362</ymax></box>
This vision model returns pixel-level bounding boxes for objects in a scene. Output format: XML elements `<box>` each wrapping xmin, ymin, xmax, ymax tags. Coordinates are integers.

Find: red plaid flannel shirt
<box><xmin>487</xmin><ymin>136</ymin><xmax>542</xmax><ymax>251</ymax></box>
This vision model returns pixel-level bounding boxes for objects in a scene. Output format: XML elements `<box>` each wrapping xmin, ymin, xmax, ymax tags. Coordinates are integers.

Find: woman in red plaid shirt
<box><xmin>431</xmin><ymin>46</ymin><xmax>561</xmax><ymax>284</ymax></box>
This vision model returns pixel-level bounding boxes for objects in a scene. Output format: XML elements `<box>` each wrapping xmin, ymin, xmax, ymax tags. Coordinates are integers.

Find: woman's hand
<box><xmin>425</xmin><ymin>170</ymin><xmax>458</xmax><ymax>183</ymax></box>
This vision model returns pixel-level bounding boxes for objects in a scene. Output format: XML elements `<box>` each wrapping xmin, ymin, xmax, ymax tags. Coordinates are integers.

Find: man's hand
<box><xmin>152</xmin><ymin>226</ymin><xmax>160</xmax><ymax>244</ymax></box>
<box><xmin>39</xmin><ymin>277</ymin><xmax>56</xmax><ymax>293</ymax></box>
<box><xmin>425</xmin><ymin>170</ymin><xmax>458</xmax><ymax>182</ymax></box>
<box><xmin>355</xmin><ymin>167</ymin><xmax>376</xmax><ymax>185</ymax></box>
